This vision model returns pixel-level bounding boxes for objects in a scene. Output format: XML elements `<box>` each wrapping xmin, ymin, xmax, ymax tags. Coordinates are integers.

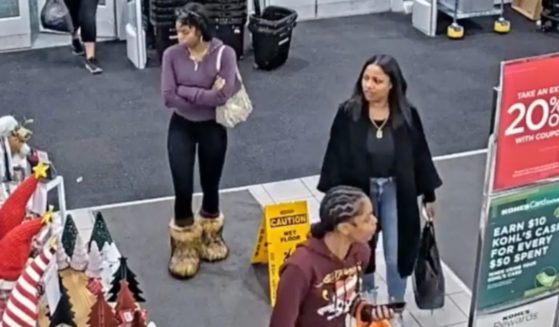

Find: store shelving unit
<box><xmin>438</xmin><ymin>0</ymin><xmax>510</xmax><ymax>38</ymax></box>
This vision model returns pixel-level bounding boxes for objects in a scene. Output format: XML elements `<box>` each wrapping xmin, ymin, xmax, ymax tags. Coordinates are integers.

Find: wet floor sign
<box><xmin>251</xmin><ymin>200</ymin><xmax>310</xmax><ymax>307</ymax></box>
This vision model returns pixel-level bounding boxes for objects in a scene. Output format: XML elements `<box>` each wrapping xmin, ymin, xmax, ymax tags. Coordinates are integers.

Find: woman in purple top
<box><xmin>160</xmin><ymin>2</ymin><xmax>241</xmax><ymax>280</ymax></box>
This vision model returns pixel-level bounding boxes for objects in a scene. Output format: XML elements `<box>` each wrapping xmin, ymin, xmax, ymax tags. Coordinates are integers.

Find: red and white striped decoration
<box><xmin>0</xmin><ymin>246</ymin><xmax>55</xmax><ymax>327</ymax></box>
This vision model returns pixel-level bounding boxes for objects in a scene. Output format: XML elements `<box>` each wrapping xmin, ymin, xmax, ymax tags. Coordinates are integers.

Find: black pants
<box><xmin>167</xmin><ymin>113</ymin><xmax>228</xmax><ymax>221</ymax></box>
<box><xmin>65</xmin><ymin>0</ymin><xmax>99</xmax><ymax>42</ymax></box>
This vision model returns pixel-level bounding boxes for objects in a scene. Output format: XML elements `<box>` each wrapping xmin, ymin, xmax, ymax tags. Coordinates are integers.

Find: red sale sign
<box><xmin>493</xmin><ymin>53</ymin><xmax>559</xmax><ymax>192</ymax></box>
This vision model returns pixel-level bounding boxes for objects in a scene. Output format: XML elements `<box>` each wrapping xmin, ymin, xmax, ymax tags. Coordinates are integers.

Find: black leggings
<box><xmin>65</xmin><ymin>0</ymin><xmax>99</xmax><ymax>42</ymax></box>
<box><xmin>167</xmin><ymin>113</ymin><xmax>228</xmax><ymax>221</ymax></box>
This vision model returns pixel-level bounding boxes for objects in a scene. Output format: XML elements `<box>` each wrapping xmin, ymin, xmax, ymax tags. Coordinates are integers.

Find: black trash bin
<box><xmin>150</xmin><ymin>0</ymin><xmax>189</xmax><ymax>60</ymax></box>
<box><xmin>150</xmin><ymin>0</ymin><xmax>249</xmax><ymax>60</ymax></box>
<box><xmin>248</xmin><ymin>4</ymin><xmax>297</xmax><ymax>70</ymax></box>
<box><xmin>209</xmin><ymin>18</ymin><xmax>246</xmax><ymax>58</ymax></box>
<box><xmin>205</xmin><ymin>0</ymin><xmax>248</xmax><ymax>59</ymax></box>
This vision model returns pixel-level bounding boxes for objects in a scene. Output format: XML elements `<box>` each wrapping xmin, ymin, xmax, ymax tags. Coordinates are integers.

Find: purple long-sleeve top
<box><xmin>160</xmin><ymin>38</ymin><xmax>240</xmax><ymax>122</ymax></box>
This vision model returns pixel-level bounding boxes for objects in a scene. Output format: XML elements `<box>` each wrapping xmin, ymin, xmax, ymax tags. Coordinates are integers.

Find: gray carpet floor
<box><xmin>1</xmin><ymin>8</ymin><xmax>558</xmax><ymax>208</ymax></box>
<box><xmin>100</xmin><ymin>190</ymin><xmax>272</xmax><ymax>327</ymax></box>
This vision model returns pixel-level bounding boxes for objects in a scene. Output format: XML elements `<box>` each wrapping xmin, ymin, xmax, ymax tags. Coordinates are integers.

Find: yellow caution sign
<box><xmin>251</xmin><ymin>201</ymin><xmax>311</xmax><ymax>307</ymax></box>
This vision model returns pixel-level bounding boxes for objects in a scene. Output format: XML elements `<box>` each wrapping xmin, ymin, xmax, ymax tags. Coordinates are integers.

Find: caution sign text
<box><xmin>251</xmin><ymin>201</ymin><xmax>310</xmax><ymax>307</ymax></box>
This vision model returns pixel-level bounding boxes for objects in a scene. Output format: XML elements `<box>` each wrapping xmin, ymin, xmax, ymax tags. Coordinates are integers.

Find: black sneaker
<box><xmin>85</xmin><ymin>58</ymin><xmax>103</xmax><ymax>74</ymax></box>
<box><xmin>71</xmin><ymin>39</ymin><xmax>84</xmax><ymax>56</ymax></box>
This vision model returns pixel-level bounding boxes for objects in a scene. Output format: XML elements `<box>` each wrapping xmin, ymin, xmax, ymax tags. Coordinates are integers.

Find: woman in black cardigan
<box><xmin>317</xmin><ymin>54</ymin><xmax>442</xmax><ymax>304</ymax></box>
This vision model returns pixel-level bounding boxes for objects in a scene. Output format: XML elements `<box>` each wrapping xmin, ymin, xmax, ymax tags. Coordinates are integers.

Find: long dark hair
<box><xmin>346</xmin><ymin>54</ymin><xmax>412</xmax><ymax>128</ymax></box>
<box><xmin>175</xmin><ymin>2</ymin><xmax>213</xmax><ymax>42</ymax></box>
<box><xmin>311</xmin><ymin>186</ymin><xmax>368</xmax><ymax>238</ymax></box>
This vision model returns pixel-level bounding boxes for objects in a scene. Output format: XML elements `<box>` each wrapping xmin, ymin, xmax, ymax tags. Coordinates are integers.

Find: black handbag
<box><xmin>413</xmin><ymin>220</ymin><xmax>446</xmax><ymax>310</ymax></box>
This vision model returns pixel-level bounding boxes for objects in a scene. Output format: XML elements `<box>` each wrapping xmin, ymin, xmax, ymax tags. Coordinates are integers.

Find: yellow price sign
<box><xmin>251</xmin><ymin>201</ymin><xmax>310</xmax><ymax>307</ymax></box>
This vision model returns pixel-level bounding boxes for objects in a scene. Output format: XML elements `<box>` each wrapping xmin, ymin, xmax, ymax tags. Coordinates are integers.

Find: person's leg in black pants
<box><xmin>64</xmin><ymin>0</ymin><xmax>103</xmax><ymax>73</ymax></box>
<box><xmin>166</xmin><ymin>114</ymin><xmax>202</xmax><ymax>279</ymax></box>
<box><xmin>79</xmin><ymin>0</ymin><xmax>103</xmax><ymax>73</ymax></box>
<box><xmin>196</xmin><ymin>120</ymin><xmax>229</xmax><ymax>262</ymax></box>
<box><xmin>197</xmin><ymin>121</ymin><xmax>227</xmax><ymax>217</ymax></box>
<box><xmin>168</xmin><ymin>115</ymin><xmax>196</xmax><ymax>226</ymax></box>
<box><xmin>65</xmin><ymin>0</ymin><xmax>83</xmax><ymax>55</ymax></box>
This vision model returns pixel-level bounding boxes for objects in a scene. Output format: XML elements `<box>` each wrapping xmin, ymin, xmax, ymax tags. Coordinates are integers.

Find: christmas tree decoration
<box><xmin>103</xmin><ymin>242</ymin><xmax>121</xmax><ymax>272</ymax></box>
<box><xmin>0</xmin><ymin>216</ymin><xmax>50</xmax><ymax>280</ymax></box>
<box><xmin>0</xmin><ymin>162</ymin><xmax>49</xmax><ymax>240</ymax></box>
<box><xmin>48</xmin><ymin>275</ymin><xmax>77</xmax><ymax>327</ymax></box>
<box><xmin>69</xmin><ymin>233</ymin><xmax>88</xmax><ymax>272</ymax></box>
<box><xmin>86</xmin><ymin>242</ymin><xmax>103</xmax><ymax>279</ymax></box>
<box><xmin>58</xmin><ymin>269</ymin><xmax>96</xmax><ymax>327</ymax></box>
<box><xmin>108</xmin><ymin>257</ymin><xmax>145</xmax><ymax>303</ymax></box>
<box><xmin>0</xmin><ymin>244</ymin><xmax>55</xmax><ymax>326</ymax></box>
<box><xmin>99</xmin><ymin>252</ymin><xmax>113</xmax><ymax>294</ymax></box>
<box><xmin>88</xmin><ymin>212</ymin><xmax>113</xmax><ymax>252</ymax></box>
<box><xmin>61</xmin><ymin>215</ymin><xmax>79</xmax><ymax>258</ymax></box>
<box><xmin>56</xmin><ymin>234</ymin><xmax>70</xmax><ymax>271</ymax></box>
<box><xmin>115</xmin><ymin>280</ymin><xmax>137</xmax><ymax>322</ymax></box>
<box><xmin>86</xmin><ymin>291</ymin><xmax>118</xmax><ymax>327</ymax></box>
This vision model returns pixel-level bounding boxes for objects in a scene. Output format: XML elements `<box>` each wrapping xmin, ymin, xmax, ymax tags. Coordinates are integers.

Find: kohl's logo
<box><xmin>493</xmin><ymin>310</ymin><xmax>538</xmax><ymax>327</ymax></box>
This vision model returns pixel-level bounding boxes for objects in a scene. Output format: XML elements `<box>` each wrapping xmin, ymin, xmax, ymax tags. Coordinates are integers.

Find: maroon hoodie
<box><xmin>269</xmin><ymin>237</ymin><xmax>371</xmax><ymax>327</ymax></box>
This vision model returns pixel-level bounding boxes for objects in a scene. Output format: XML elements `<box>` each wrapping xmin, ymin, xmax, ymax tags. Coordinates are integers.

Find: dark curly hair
<box><xmin>311</xmin><ymin>185</ymin><xmax>368</xmax><ymax>238</ymax></box>
<box><xmin>175</xmin><ymin>2</ymin><xmax>213</xmax><ymax>42</ymax></box>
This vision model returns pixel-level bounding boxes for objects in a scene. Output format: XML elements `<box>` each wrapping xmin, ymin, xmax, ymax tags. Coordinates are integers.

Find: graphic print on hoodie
<box><xmin>269</xmin><ymin>237</ymin><xmax>371</xmax><ymax>327</ymax></box>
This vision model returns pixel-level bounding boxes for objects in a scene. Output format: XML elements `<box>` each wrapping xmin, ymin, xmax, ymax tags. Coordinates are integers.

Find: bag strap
<box><xmin>216</xmin><ymin>45</ymin><xmax>225</xmax><ymax>72</ymax></box>
<box><xmin>215</xmin><ymin>45</ymin><xmax>243</xmax><ymax>82</ymax></box>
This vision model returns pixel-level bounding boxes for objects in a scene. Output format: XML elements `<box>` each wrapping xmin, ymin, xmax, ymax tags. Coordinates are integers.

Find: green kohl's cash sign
<box><xmin>477</xmin><ymin>182</ymin><xmax>559</xmax><ymax>311</ymax></box>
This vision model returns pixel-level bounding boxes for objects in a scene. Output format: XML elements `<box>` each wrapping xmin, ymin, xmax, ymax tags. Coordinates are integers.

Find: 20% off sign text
<box><xmin>504</xmin><ymin>91</ymin><xmax>559</xmax><ymax>142</ymax></box>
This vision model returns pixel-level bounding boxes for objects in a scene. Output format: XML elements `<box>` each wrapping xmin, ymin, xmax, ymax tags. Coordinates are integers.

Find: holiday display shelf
<box><xmin>0</xmin><ymin>162</ymin><xmax>155</xmax><ymax>326</ymax></box>
<box><xmin>36</xmin><ymin>209</ymin><xmax>155</xmax><ymax>326</ymax></box>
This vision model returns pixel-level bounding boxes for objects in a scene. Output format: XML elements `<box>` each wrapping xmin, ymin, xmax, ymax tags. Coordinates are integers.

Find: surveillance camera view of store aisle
<box><xmin>1</xmin><ymin>1</ymin><xmax>559</xmax><ymax>327</ymax></box>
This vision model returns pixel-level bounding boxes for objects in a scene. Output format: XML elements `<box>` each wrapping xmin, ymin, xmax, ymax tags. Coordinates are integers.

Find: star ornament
<box><xmin>48</xmin><ymin>235</ymin><xmax>57</xmax><ymax>250</ymax></box>
<box><xmin>41</xmin><ymin>206</ymin><xmax>54</xmax><ymax>225</ymax></box>
<box><xmin>32</xmin><ymin>162</ymin><xmax>49</xmax><ymax>179</ymax></box>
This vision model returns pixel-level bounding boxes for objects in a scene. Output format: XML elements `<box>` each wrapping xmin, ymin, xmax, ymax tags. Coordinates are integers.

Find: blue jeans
<box><xmin>362</xmin><ymin>177</ymin><xmax>407</xmax><ymax>302</ymax></box>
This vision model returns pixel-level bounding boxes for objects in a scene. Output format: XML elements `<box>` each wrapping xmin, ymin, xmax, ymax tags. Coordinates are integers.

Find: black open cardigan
<box><xmin>317</xmin><ymin>101</ymin><xmax>443</xmax><ymax>277</ymax></box>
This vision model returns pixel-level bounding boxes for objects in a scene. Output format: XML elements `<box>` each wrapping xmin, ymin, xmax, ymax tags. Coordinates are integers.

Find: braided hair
<box><xmin>311</xmin><ymin>185</ymin><xmax>368</xmax><ymax>238</ymax></box>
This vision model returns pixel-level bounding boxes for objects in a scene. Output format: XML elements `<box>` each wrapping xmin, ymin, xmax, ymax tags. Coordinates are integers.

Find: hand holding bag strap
<box><xmin>215</xmin><ymin>45</ymin><xmax>242</xmax><ymax>82</ymax></box>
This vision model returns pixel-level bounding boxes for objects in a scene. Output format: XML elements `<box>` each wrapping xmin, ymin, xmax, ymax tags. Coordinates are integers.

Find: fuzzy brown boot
<box><xmin>197</xmin><ymin>213</ymin><xmax>229</xmax><ymax>262</ymax></box>
<box><xmin>168</xmin><ymin>219</ymin><xmax>202</xmax><ymax>279</ymax></box>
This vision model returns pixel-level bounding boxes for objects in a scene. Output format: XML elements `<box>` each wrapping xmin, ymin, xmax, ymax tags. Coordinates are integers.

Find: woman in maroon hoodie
<box><xmin>270</xmin><ymin>185</ymin><xmax>394</xmax><ymax>327</ymax></box>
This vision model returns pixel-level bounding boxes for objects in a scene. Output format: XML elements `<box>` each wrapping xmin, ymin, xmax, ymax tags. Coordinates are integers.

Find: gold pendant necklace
<box><xmin>371</xmin><ymin>118</ymin><xmax>389</xmax><ymax>139</ymax></box>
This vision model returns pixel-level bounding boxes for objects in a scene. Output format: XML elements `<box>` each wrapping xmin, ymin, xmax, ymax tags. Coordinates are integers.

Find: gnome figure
<box><xmin>0</xmin><ymin>116</ymin><xmax>33</xmax><ymax>184</ymax></box>
<box><xmin>0</xmin><ymin>211</ymin><xmax>52</xmax><ymax>282</ymax></box>
<box><xmin>0</xmin><ymin>116</ymin><xmax>48</xmax><ymax>216</ymax></box>
<box><xmin>0</xmin><ymin>162</ymin><xmax>49</xmax><ymax>241</ymax></box>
